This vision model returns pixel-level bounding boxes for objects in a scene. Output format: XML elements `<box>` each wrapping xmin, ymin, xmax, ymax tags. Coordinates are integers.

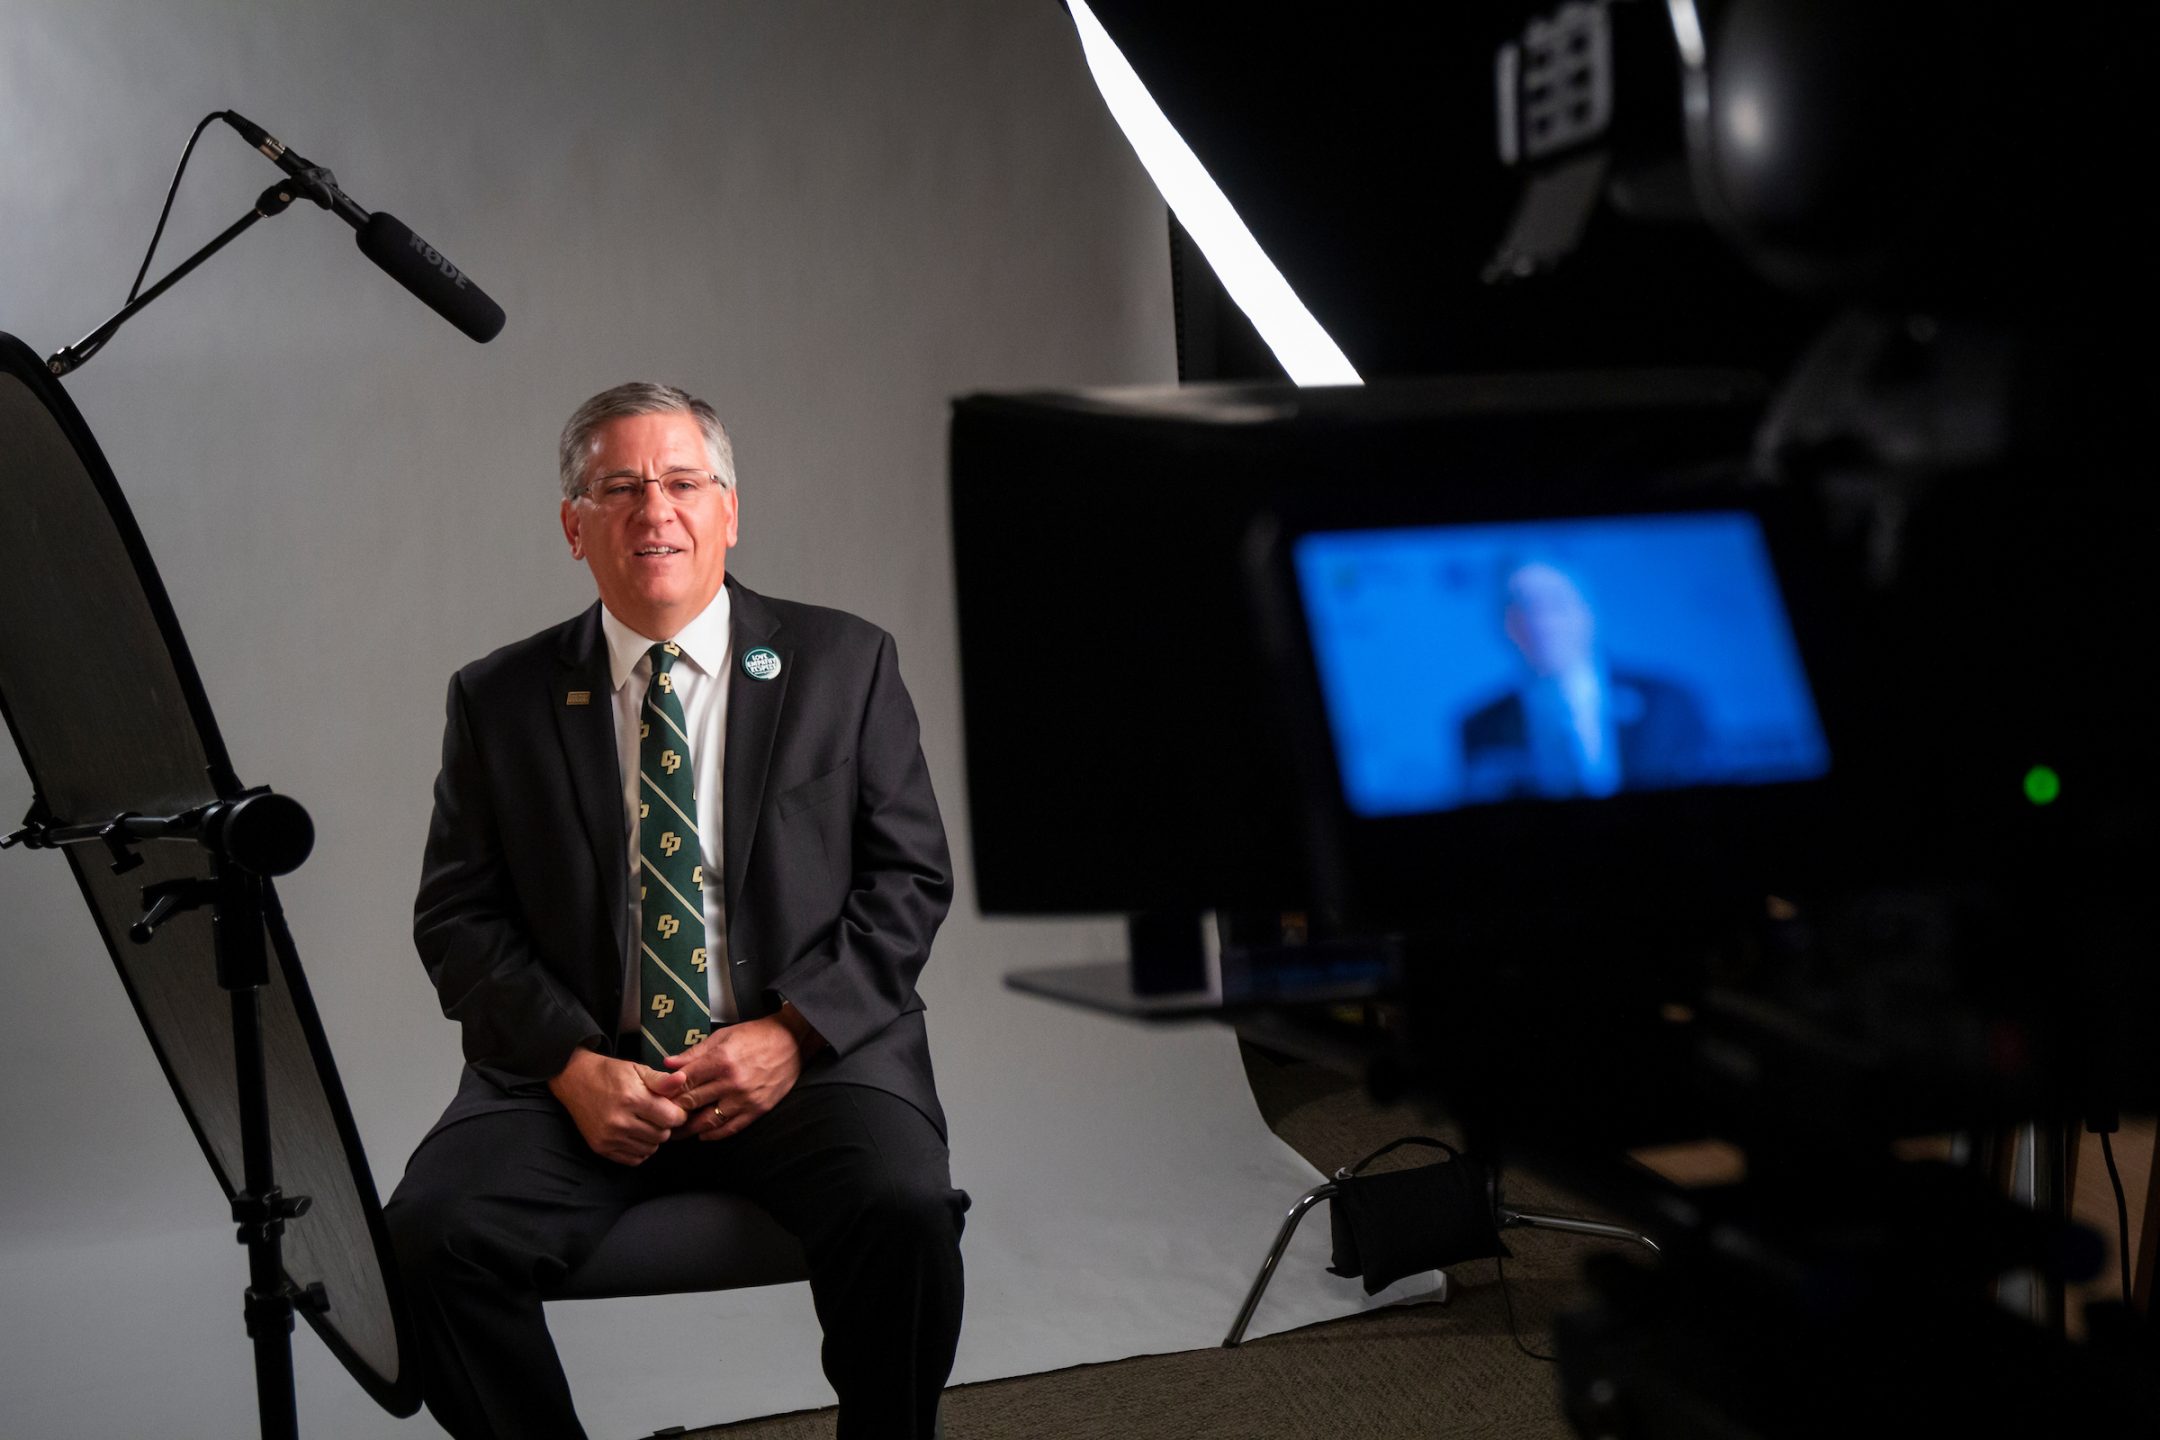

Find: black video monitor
<box><xmin>950</xmin><ymin>372</ymin><xmax>1772</xmax><ymax>919</ymax></box>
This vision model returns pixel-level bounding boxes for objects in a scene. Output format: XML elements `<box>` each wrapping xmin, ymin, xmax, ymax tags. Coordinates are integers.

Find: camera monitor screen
<box><xmin>1294</xmin><ymin>511</ymin><xmax>1830</xmax><ymax>819</ymax></box>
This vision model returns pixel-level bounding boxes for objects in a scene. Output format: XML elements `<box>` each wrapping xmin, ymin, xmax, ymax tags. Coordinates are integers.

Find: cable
<box><xmin>63</xmin><ymin>110</ymin><xmax>228</xmax><ymax>372</ymax></box>
<box><xmin>128</xmin><ymin>111</ymin><xmax>225</xmax><ymax>304</ymax></box>
<box><xmin>1496</xmin><ymin>1255</ymin><xmax>1557</xmax><ymax>1364</ymax></box>
<box><xmin>2100</xmin><ymin>1130</ymin><xmax>2132</xmax><ymax>1302</ymax></box>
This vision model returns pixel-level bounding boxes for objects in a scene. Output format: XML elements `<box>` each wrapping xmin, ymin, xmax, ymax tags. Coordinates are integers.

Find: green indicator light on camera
<box><xmin>2023</xmin><ymin>766</ymin><xmax>2061</xmax><ymax>807</ymax></box>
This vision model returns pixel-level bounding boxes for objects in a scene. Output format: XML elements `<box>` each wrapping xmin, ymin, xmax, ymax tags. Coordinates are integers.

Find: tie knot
<box><xmin>647</xmin><ymin>640</ymin><xmax>683</xmax><ymax>675</ymax></box>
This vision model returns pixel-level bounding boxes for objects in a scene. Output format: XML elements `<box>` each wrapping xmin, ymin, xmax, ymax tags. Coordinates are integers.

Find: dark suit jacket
<box><xmin>414</xmin><ymin>575</ymin><xmax>954</xmax><ymax>1138</ymax></box>
<box><xmin>1459</xmin><ymin>669</ymin><xmax>1710</xmax><ymax>801</ymax></box>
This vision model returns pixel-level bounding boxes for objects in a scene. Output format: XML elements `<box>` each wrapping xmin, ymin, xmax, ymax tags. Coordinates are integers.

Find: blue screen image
<box><xmin>1294</xmin><ymin>512</ymin><xmax>1831</xmax><ymax>819</ymax></box>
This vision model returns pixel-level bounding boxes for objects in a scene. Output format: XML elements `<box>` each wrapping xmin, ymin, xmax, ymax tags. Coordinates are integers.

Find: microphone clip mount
<box><xmin>262</xmin><ymin>165</ymin><xmax>370</xmax><ymax>230</ymax></box>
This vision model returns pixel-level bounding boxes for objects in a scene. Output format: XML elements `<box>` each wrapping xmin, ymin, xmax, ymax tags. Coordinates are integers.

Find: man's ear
<box><xmin>561</xmin><ymin>498</ymin><xmax>586</xmax><ymax>561</ymax></box>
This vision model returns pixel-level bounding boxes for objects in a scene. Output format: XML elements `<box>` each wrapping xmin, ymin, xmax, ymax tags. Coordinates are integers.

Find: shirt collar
<box><xmin>599</xmin><ymin>585</ymin><xmax>734</xmax><ymax>693</ymax></box>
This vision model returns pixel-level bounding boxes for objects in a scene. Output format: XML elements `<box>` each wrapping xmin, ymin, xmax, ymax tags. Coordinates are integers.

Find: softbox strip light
<box><xmin>1067</xmin><ymin>0</ymin><xmax>1364</xmax><ymax>388</ymax></box>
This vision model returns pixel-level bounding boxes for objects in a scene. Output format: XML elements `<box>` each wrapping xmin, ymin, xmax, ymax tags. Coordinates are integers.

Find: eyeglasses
<box><xmin>580</xmin><ymin>470</ymin><xmax>727</xmax><ymax>511</ymax></box>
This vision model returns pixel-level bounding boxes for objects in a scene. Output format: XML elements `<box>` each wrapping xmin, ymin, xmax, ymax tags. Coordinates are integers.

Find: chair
<box><xmin>544</xmin><ymin>1196</ymin><xmax>943</xmax><ymax>1437</ymax></box>
<box><xmin>545</xmin><ymin>1191</ymin><xmax>810</xmax><ymax>1301</ymax></box>
<box><xmin>542</xmin><ymin>1194</ymin><xmax>810</xmax><ymax>1438</ymax></box>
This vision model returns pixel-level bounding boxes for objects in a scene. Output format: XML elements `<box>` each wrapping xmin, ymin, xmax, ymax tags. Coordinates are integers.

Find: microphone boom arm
<box><xmin>46</xmin><ymin>181</ymin><xmax>305</xmax><ymax>378</ymax></box>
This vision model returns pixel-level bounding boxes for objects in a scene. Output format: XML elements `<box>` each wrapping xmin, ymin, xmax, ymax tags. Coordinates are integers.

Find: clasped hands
<box><xmin>547</xmin><ymin>1007</ymin><xmax>822</xmax><ymax>1166</ymax></box>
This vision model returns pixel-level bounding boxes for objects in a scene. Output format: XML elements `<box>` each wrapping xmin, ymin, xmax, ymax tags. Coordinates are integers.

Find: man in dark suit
<box><xmin>1459</xmin><ymin>559</ymin><xmax>1709</xmax><ymax>802</ymax></box>
<box><xmin>386</xmin><ymin>383</ymin><xmax>963</xmax><ymax>1440</ymax></box>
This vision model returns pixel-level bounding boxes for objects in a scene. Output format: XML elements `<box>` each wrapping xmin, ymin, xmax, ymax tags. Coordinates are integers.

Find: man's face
<box><xmin>1503</xmin><ymin>561</ymin><xmax>1595</xmax><ymax>677</ymax></box>
<box><xmin>560</xmin><ymin>410</ymin><xmax>739</xmax><ymax>636</ymax></box>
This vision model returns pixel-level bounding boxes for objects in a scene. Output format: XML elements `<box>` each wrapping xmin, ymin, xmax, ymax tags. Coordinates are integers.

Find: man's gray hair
<box><xmin>558</xmin><ymin>381</ymin><xmax>737</xmax><ymax>500</ymax></box>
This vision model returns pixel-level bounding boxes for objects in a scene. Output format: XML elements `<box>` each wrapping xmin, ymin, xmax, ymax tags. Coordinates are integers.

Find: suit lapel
<box><xmin>723</xmin><ymin>575</ymin><xmax>787</xmax><ymax>925</ymax></box>
<box><xmin>552</xmin><ymin>603</ymin><xmax>627</xmax><ymax>972</ymax></box>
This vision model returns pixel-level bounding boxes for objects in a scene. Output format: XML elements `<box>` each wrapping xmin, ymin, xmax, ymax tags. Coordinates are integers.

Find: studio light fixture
<box><xmin>1066</xmin><ymin>0</ymin><xmax>1363</xmax><ymax>387</ymax></box>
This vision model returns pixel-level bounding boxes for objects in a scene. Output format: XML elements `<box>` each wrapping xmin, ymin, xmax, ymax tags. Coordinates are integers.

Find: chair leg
<box><xmin>1224</xmin><ymin>1181</ymin><xmax>1337</xmax><ymax>1347</ymax></box>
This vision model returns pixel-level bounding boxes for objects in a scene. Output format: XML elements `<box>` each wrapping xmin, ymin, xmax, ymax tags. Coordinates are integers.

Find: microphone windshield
<box><xmin>354</xmin><ymin>212</ymin><xmax>506</xmax><ymax>343</ymax></box>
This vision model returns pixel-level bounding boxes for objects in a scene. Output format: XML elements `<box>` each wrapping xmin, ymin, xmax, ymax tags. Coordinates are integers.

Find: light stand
<box><xmin>3</xmin><ymin>790</ymin><xmax>320</xmax><ymax>1440</ymax></box>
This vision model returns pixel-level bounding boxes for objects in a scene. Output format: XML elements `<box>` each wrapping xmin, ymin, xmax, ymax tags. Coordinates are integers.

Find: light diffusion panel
<box><xmin>0</xmin><ymin>333</ymin><xmax>414</xmax><ymax>1416</ymax></box>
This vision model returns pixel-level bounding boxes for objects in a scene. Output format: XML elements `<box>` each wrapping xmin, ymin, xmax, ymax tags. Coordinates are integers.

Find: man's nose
<box><xmin>632</xmin><ymin>478</ymin><xmax>675</xmax><ymax>518</ymax></box>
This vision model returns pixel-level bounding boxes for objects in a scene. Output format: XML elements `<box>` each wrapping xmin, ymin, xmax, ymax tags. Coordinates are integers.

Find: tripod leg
<box><xmin>1224</xmin><ymin>1182</ymin><xmax>1337</xmax><ymax>1347</ymax></box>
<box><xmin>235</xmin><ymin>987</ymin><xmax>300</xmax><ymax>1440</ymax></box>
<box><xmin>2137</xmin><ymin>1136</ymin><xmax>2159</xmax><ymax>1313</ymax></box>
<box><xmin>245</xmin><ymin>1285</ymin><xmax>299</xmax><ymax>1440</ymax></box>
<box><xmin>1498</xmin><ymin>1208</ymin><xmax>1661</xmax><ymax>1255</ymax></box>
<box><xmin>219</xmin><ymin>875</ymin><xmax>300</xmax><ymax>1440</ymax></box>
<box><xmin>1991</xmin><ymin>1120</ymin><xmax>2072</xmax><ymax>1332</ymax></box>
<box><xmin>2032</xmin><ymin>1119</ymin><xmax>2071</xmax><ymax>1333</ymax></box>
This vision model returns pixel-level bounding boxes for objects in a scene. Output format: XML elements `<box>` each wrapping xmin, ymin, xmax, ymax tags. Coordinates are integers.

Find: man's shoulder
<box><xmin>1461</xmin><ymin>689</ymin><xmax>1526</xmax><ymax>746</ymax></box>
<box><xmin>1611</xmin><ymin>669</ymin><xmax>1703</xmax><ymax>715</ymax></box>
<box><xmin>438</xmin><ymin>584</ymin><xmax>901</xmax><ymax>698</ymax></box>
<box><xmin>447</xmin><ymin>604</ymin><xmax>597</xmax><ymax>697</ymax></box>
<box><xmin>743</xmin><ymin>582</ymin><xmax>892</xmax><ymax>658</ymax></box>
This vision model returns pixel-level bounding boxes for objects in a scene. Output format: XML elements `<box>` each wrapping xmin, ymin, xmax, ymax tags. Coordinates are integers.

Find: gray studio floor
<box><xmin>685</xmin><ymin>1044</ymin><xmax>1618</xmax><ymax>1440</ymax></box>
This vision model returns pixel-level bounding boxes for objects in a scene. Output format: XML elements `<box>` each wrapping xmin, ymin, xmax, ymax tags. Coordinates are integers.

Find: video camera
<box><xmin>955</xmin><ymin>1</ymin><xmax>2157</xmax><ymax>1432</ymax></box>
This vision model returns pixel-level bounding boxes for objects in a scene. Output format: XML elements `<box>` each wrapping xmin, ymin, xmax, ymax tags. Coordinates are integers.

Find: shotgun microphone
<box><xmin>218</xmin><ymin>110</ymin><xmax>506</xmax><ymax>343</ymax></box>
<box><xmin>352</xmin><ymin>213</ymin><xmax>507</xmax><ymax>343</ymax></box>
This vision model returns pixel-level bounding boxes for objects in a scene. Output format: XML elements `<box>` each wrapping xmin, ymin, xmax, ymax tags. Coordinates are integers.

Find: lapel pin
<box><xmin>565</xmin><ymin>690</ymin><xmax>591</xmax><ymax>706</ymax></box>
<box><xmin>743</xmin><ymin>647</ymin><xmax>783</xmax><ymax>682</ymax></box>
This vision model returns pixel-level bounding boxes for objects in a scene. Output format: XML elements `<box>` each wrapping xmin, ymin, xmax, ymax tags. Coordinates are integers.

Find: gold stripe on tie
<box><xmin>641</xmin><ymin>861</ymin><xmax>701</xmax><ymax>918</ymax></box>
<box><xmin>646</xmin><ymin>700</ymin><xmax>692</xmax><ymax>746</ymax></box>
<box><xmin>566</xmin><ymin>690</ymin><xmax>591</xmax><ymax>706</ymax></box>
<box><xmin>641</xmin><ymin>943</ymin><xmax>711</xmax><ymax>1015</ymax></box>
<box><xmin>639</xmin><ymin>773</ymin><xmax>701</xmax><ymax>835</ymax></box>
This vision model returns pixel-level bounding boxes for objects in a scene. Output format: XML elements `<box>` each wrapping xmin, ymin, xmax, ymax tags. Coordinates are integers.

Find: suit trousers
<box><xmin>385</xmin><ymin>1080</ymin><xmax>967</xmax><ymax>1440</ymax></box>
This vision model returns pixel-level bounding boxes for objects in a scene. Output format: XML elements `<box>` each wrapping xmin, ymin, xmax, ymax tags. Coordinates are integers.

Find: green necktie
<box><xmin>637</xmin><ymin>641</ymin><xmax>712</xmax><ymax>1064</ymax></box>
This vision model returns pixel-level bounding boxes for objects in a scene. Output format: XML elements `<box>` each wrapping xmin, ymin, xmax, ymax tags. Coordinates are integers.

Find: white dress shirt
<box><xmin>600</xmin><ymin>589</ymin><xmax>736</xmax><ymax>1033</ymax></box>
<box><xmin>1522</xmin><ymin>661</ymin><xmax>1622</xmax><ymax>799</ymax></box>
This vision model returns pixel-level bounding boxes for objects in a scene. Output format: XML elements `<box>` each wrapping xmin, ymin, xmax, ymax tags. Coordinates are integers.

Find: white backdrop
<box><xmin>0</xmin><ymin>5</ymin><xmax>1432</xmax><ymax>1435</ymax></box>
